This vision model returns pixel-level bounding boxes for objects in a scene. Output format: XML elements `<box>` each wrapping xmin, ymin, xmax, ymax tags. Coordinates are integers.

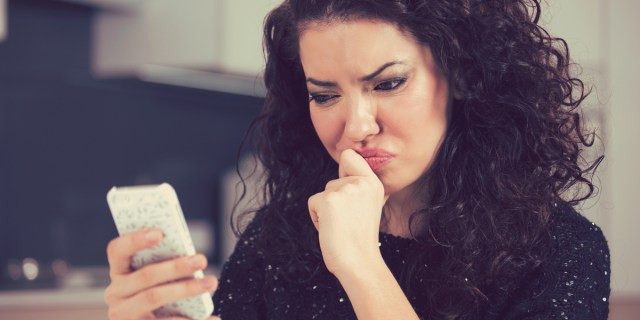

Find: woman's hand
<box><xmin>104</xmin><ymin>228</ymin><xmax>220</xmax><ymax>320</ymax></box>
<box><xmin>308</xmin><ymin>149</ymin><xmax>387</xmax><ymax>276</ymax></box>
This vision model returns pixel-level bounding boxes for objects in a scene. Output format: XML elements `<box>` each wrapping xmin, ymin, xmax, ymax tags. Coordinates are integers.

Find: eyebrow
<box><xmin>306</xmin><ymin>60</ymin><xmax>406</xmax><ymax>88</ymax></box>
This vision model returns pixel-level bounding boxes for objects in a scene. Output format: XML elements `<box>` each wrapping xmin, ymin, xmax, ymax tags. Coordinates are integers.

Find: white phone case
<box><xmin>106</xmin><ymin>183</ymin><xmax>214</xmax><ymax>320</ymax></box>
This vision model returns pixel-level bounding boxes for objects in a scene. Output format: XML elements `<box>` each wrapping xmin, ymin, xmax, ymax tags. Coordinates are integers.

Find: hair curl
<box><xmin>234</xmin><ymin>0</ymin><xmax>603</xmax><ymax>318</ymax></box>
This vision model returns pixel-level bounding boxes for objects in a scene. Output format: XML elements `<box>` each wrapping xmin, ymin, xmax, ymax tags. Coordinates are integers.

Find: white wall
<box><xmin>92</xmin><ymin>0</ymin><xmax>280</xmax><ymax>77</ymax></box>
<box><xmin>544</xmin><ymin>0</ymin><xmax>611</xmax><ymax>234</ymax></box>
<box><xmin>546</xmin><ymin>0</ymin><xmax>640</xmax><ymax>296</ymax></box>
<box><xmin>91</xmin><ymin>0</ymin><xmax>279</xmax><ymax>96</ymax></box>
<box><xmin>608</xmin><ymin>0</ymin><xmax>640</xmax><ymax>296</ymax></box>
<box><xmin>92</xmin><ymin>0</ymin><xmax>221</xmax><ymax>76</ymax></box>
<box><xmin>219</xmin><ymin>0</ymin><xmax>282</xmax><ymax>76</ymax></box>
<box><xmin>1</xmin><ymin>0</ymin><xmax>7</xmax><ymax>42</ymax></box>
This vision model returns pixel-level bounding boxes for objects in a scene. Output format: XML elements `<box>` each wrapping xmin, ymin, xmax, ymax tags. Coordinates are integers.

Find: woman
<box><xmin>105</xmin><ymin>0</ymin><xmax>610</xmax><ymax>319</ymax></box>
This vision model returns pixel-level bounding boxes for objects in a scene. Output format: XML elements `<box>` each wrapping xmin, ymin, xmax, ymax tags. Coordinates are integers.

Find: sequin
<box><xmin>212</xmin><ymin>202</ymin><xmax>611</xmax><ymax>319</ymax></box>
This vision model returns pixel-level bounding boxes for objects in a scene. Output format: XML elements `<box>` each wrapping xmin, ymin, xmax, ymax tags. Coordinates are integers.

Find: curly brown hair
<box><xmin>234</xmin><ymin>0</ymin><xmax>603</xmax><ymax>318</ymax></box>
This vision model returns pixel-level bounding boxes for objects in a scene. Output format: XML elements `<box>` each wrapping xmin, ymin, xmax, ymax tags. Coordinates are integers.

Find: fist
<box><xmin>308</xmin><ymin>149</ymin><xmax>387</xmax><ymax>275</ymax></box>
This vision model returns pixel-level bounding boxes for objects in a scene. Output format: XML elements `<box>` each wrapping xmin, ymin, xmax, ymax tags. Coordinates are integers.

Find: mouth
<box><xmin>355</xmin><ymin>149</ymin><xmax>395</xmax><ymax>172</ymax></box>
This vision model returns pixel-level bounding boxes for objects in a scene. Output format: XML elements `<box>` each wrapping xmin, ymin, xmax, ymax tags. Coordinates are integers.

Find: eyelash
<box><xmin>308</xmin><ymin>77</ymin><xmax>408</xmax><ymax>105</ymax></box>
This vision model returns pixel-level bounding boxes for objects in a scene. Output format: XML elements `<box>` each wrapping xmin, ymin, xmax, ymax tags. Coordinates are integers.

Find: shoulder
<box><xmin>224</xmin><ymin>214</ymin><xmax>265</xmax><ymax>263</ymax></box>
<box><xmin>548</xmin><ymin>202</ymin><xmax>610</xmax><ymax>269</ymax></box>
<box><xmin>502</xmin><ymin>202</ymin><xmax>611</xmax><ymax>319</ymax></box>
<box><xmin>213</xmin><ymin>215</ymin><xmax>267</xmax><ymax>317</ymax></box>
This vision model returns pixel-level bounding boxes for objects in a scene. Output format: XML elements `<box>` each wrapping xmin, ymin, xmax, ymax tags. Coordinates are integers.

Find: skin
<box><xmin>302</xmin><ymin>19</ymin><xmax>449</xmax><ymax>320</ymax></box>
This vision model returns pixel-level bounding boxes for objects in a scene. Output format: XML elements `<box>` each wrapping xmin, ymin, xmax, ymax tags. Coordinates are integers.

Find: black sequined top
<box><xmin>213</xmin><ymin>203</ymin><xmax>610</xmax><ymax>319</ymax></box>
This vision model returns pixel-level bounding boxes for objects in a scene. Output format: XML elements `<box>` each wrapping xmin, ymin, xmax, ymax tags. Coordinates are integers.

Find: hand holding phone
<box><xmin>105</xmin><ymin>183</ymin><xmax>215</xmax><ymax>320</ymax></box>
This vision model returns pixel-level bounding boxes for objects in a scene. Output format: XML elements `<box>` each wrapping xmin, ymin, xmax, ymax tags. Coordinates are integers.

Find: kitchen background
<box><xmin>0</xmin><ymin>0</ymin><xmax>638</xmax><ymax>319</ymax></box>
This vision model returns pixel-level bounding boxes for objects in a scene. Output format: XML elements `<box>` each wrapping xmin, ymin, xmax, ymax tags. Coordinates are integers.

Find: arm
<box><xmin>308</xmin><ymin>150</ymin><xmax>420</xmax><ymax>320</ymax></box>
<box><xmin>335</xmin><ymin>253</ymin><xmax>420</xmax><ymax>320</ymax></box>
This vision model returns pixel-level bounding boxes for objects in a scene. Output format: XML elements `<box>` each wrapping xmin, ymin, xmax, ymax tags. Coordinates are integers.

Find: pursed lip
<box><xmin>354</xmin><ymin>149</ymin><xmax>395</xmax><ymax>172</ymax></box>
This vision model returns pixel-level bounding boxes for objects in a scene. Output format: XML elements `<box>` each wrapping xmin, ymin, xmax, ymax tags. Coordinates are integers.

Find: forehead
<box><xmin>298</xmin><ymin>20</ymin><xmax>423</xmax><ymax>76</ymax></box>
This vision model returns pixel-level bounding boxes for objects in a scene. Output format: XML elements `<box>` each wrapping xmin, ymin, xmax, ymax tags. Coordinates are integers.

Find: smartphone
<box><xmin>106</xmin><ymin>183</ymin><xmax>214</xmax><ymax>320</ymax></box>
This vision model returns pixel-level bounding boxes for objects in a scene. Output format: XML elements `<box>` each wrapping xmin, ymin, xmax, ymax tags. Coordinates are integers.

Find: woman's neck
<box><xmin>379</xmin><ymin>188</ymin><xmax>422</xmax><ymax>239</ymax></box>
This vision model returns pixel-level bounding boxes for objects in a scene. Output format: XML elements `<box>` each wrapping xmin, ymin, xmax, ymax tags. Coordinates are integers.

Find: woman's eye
<box><xmin>309</xmin><ymin>94</ymin><xmax>339</xmax><ymax>105</ymax></box>
<box><xmin>374</xmin><ymin>78</ymin><xmax>407</xmax><ymax>91</ymax></box>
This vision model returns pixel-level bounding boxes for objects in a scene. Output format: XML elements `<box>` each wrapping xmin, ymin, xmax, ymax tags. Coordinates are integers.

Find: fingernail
<box><xmin>145</xmin><ymin>230</ymin><xmax>163</xmax><ymax>242</ymax></box>
<box><xmin>201</xmin><ymin>277</ymin><xmax>217</xmax><ymax>289</ymax></box>
<box><xmin>189</xmin><ymin>255</ymin><xmax>206</xmax><ymax>269</ymax></box>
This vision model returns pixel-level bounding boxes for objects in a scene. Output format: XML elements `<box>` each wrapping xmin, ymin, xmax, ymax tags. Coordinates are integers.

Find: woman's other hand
<box><xmin>308</xmin><ymin>149</ymin><xmax>387</xmax><ymax>276</ymax></box>
<box><xmin>104</xmin><ymin>228</ymin><xmax>219</xmax><ymax>320</ymax></box>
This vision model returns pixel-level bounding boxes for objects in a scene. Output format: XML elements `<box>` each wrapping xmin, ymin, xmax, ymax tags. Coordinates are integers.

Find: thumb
<box><xmin>338</xmin><ymin>149</ymin><xmax>375</xmax><ymax>178</ymax></box>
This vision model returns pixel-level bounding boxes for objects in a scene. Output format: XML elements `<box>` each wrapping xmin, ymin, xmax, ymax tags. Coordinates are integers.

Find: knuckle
<box><xmin>325</xmin><ymin>179</ymin><xmax>337</xmax><ymax>190</ymax></box>
<box><xmin>138</xmin><ymin>266</ymin><xmax>156</xmax><ymax>284</ymax></box>
<box><xmin>143</xmin><ymin>289</ymin><xmax>161</xmax><ymax>305</ymax></box>
<box><xmin>179</xmin><ymin>256</ymin><xmax>193</xmax><ymax>274</ymax></box>
<box><xmin>188</xmin><ymin>278</ymin><xmax>205</xmax><ymax>294</ymax></box>
<box><xmin>106</xmin><ymin>238</ymin><xmax>119</xmax><ymax>258</ymax></box>
<box><xmin>376</xmin><ymin>181</ymin><xmax>385</xmax><ymax>194</ymax></box>
<box><xmin>211</xmin><ymin>277</ymin><xmax>220</xmax><ymax>291</ymax></box>
<box><xmin>340</xmin><ymin>149</ymin><xmax>350</xmax><ymax>160</ymax></box>
<box><xmin>324</xmin><ymin>191</ymin><xmax>340</xmax><ymax>204</ymax></box>
<box><xmin>133</xmin><ymin>230</ymin><xmax>148</xmax><ymax>246</ymax></box>
<box><xmin>140</xmin><ymin>313</ymin><xmax>156</xmax><ymax>320</ymax></box>
<box><xmin>184</xmin><ymin>280</ymin><xmax>197</xmax><ymax>295</ymax></box>
<box><xmin>107</xmin><ymin>307</ymin><xmax>121</xmax><ymax>320</ymax></box>
<box><xmin>103</xmin><ymin>286</ymin><xmax>116</xmax><ymax>305</ymax></box>
<box><xmin>340</xmin><ymin>183</ymin><xmax>356</xmax><ymax>194</ymax></box>
<box><xmin>308</xmin><ymin>194</ymin><xmax>317</xmax><ymax>207</ymax></box>
<box><xmin>205</xmin><ymin>276</ymin><xmax>219</xmax><ymax>291</ymax></box>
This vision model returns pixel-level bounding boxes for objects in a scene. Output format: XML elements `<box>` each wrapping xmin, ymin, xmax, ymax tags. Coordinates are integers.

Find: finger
<box><xmin>324</xmin><ymin>176</ymin><xmax>359</xmax><ymax>191</ymax></box>
<box><xmin>107</xmin><ymin>228</ymin><xmax>164</xmax><ymax>276</ymax></box>
<box><xmin>209</xmin><ymin>317</ymin><xmax>222</xmax><ymax>320</ymax></box>
<box><xmin>307</xmin><ymin>194</ymin><xmax>320</xmax><ymax>231</ymax></box>
<box><xmin>338</xmin><ymin>149</ymin><xmax>375</xmax><ymax>178</ymax></box>
<box><xmin>107</xmin><ymin>308</ymin><xmax>155</xmax><ymax>320</ymax></box>
<box><xmin>116</xmin><ymin>276</ymin><xmax>218</xmax><ymax>319</ymax></box>
<box><xmin>116</xmin><ymin>254</ymin><xmax>209</xmax><ymax>298</ymax></box>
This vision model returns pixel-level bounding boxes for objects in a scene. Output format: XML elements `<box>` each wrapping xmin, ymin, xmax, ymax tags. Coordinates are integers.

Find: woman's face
<box><xmin>299</xmin><ymin>20</ymin><xmax>450</xmax><ymax>197</ymax></box>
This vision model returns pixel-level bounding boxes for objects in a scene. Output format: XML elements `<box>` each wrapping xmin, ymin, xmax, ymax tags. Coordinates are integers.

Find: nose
<box><xmin>344</xmin><ymin>95</ymin><xmax>380</xmax><ymax>142</ymax></box>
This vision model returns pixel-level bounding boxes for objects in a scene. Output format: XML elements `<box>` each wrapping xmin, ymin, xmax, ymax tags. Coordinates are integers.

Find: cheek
<box><xmin>386</xmin><ymin>91</ymin><xmax>448</xmax><ymax>162</ymax></box>
<box><xmin>414</xmin><ymin>107</ymin><xmax>448</xmax><ymax>166</ymax></box>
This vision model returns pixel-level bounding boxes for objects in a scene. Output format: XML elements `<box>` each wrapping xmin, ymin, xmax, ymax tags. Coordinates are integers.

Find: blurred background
<box><xmin>0</xmin><ymin>0</ymin><xmax>638</xmax><ymax>319</ymax></box>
